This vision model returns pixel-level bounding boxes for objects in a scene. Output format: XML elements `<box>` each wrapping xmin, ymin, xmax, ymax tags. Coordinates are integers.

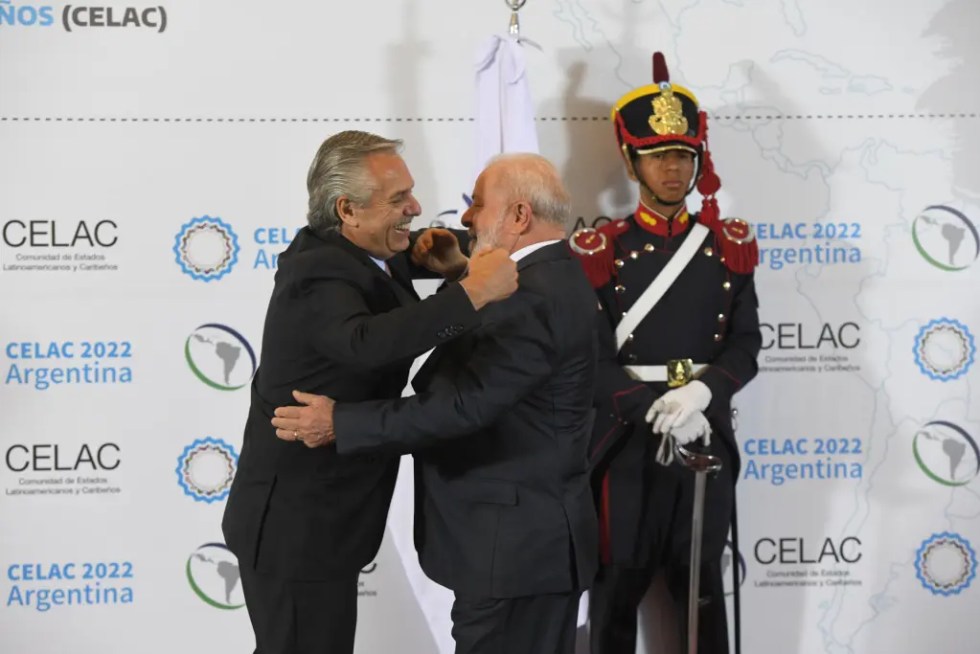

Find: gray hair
<box><xmin>486</xmin><ymin>153</ymin><xmax>571</xmax><ymax>228</ymax></box>
<box><xmin>306</xmin><ymin>131</ymin><xmax>403</xmax><ymax>234</ymax></box>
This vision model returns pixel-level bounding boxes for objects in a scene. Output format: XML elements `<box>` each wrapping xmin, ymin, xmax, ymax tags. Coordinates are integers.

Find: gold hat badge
<box><xmin>649</xmin><ymin>84</ymin><xmax>689</xmax><ymax>136</ymax></box>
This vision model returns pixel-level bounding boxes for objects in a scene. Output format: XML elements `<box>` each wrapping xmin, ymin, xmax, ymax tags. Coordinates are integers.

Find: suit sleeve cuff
<box><xmin>608</xmin><ymin>384</ymin><xmax>656</xmax><ymax>425</ymax></box>
<box><xmin>432</xmin><ymin>283</ymin><xmax>481</xmax><ymax>337</ymax></box>
<box><xmin>334</xmin><ymin>403</ymin><xmax>383</xmax><ymax>456</ymax></box>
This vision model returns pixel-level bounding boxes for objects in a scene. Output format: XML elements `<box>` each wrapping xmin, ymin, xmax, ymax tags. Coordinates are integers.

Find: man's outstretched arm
<box><xmin>273</xmin><ymin>295</ymin><xmax>555</xmax><ymax>454</ymax></box>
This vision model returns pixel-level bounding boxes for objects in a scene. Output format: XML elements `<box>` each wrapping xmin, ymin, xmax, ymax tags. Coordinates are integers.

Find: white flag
<box><xmin>474</xmin><ymin>34</ymin><xmax>540</xmax><ymax>182</ymax></box>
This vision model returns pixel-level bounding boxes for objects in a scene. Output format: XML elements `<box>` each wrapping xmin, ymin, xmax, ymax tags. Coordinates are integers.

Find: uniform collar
<box><xmin>633</xmin><ymin>201</ymin><xmax>690</xmax><ymax>237</ymax></box>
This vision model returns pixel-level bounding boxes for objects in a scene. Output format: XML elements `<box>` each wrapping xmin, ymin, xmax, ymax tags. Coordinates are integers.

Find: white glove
<box><xmin>644</xmin><ymin>380</ymin><xmax>712</xmax><ymax>434</ymax></box>
<box><xmin>654</xmin><ymin>411</ymin><xmax>711</xmax><ymax>466</ymax></box>
<box><xmin>669</xmin><ymin>410</ymin><xmax>711</xmax><ymax>446</ymax></box>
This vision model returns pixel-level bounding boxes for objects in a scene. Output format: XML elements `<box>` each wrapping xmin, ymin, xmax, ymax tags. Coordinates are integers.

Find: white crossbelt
<box><xmin>623</xmin><ymin>363</ymin><xmax>707</xmax><ymax>382</ymax></box>
<box><xmin>615</xmin><ymin>222</ymin><xmax>710</xmax><ymax>351</ymax></box>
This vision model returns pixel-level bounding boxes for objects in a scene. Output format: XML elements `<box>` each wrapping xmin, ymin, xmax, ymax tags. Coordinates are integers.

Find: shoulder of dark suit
<box><xmin>276</xmin><ymin>227</ymin><xmax>393</xmax><ymax>283</ymax></box>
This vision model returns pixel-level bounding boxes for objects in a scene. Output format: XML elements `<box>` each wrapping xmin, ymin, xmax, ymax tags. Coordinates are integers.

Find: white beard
<box><xmin>469</xmin><ymin>213</ymin><xmax>506</xmax><ymax>255</ymax></box>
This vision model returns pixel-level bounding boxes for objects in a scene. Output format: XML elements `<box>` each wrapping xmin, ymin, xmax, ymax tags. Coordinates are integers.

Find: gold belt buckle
<box><xmin>666</xmin><ymin>358</ymin><xmax>694</xmax><ymax>388</ymax></box>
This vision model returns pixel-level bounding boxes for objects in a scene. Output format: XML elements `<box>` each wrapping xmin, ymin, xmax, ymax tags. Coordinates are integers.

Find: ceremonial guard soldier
<box><xmin>570</xmin><ymin>52</ymin><xmax>762</xmax><ymax>654</ymax></box>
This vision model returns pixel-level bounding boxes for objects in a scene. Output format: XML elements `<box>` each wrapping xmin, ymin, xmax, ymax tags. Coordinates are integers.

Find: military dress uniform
<box><xmin>570</xmin><ymin>53</ymin><xmax>762</xmax><ymax>654</ymax></box>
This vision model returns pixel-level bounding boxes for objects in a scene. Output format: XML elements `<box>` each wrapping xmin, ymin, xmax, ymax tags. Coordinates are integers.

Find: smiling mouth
<box><xmin>394</xmin><ymin>221</ymin><xmax>412</xmax><ymax>233</ymax></box>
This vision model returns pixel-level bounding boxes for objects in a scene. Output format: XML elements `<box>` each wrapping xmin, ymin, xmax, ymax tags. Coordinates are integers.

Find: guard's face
<box><xmin>461</xmin><ymin>167</ymin><xmax>511</xmax><ymax>254</ymax></box>
<box><xmin>347</xmin><ymin>152</ymin><xmax>421</xmax><ymax>259</ymax></box>
<box><xmin>632</xmin><ymin>149</ymin><xmax>696</xmax><ymax>207</ymax></box>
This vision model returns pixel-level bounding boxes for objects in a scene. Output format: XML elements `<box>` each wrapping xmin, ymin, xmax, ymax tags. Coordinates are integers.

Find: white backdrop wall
<box><xmin>1</xmin><ymin>1</ymin><xmax>978</xmax><ymax>653</ymax></box>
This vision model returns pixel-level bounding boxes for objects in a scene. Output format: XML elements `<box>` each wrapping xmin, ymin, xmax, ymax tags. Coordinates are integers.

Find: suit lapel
<box><xmin>387</xmin><ymin>255</ymin><xmax>421</xmax><ymax>302</ymax></box>
<box><xmin>326</xmin><ymin>231</ymin><xmax>418</xmax><ymax>307</ymax></box>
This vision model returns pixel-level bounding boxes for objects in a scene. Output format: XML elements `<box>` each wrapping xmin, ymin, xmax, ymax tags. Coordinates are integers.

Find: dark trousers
<box><xmin>451</xmin><ymin>591</ymin><xmax>582</xmax><ymax>654</ymax></box>
<box><xmin>240</xmin><ymin>565</ymin><xmax>359</xmax><ymax>654</ymax></box>
<box><xmin>590</xmin><ymin>436</ymin><xmax>735</xmax><ymax>654</ymax></box>
<box><xmin>590</xmin><ymin>561</ymin><xmax>728</xmax><ymax>654</ymax></box>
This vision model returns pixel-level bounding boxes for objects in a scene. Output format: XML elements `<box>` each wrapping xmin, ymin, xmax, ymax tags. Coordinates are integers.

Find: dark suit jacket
<box><xmin>333</xmin><ymin>242</ymin><xmax>599</xmax><ymax>599</ymax></box>
<box><xmin>221</xmin><ymin>227</ymin><xmax>480</xmax><ymax>580</ymax></box>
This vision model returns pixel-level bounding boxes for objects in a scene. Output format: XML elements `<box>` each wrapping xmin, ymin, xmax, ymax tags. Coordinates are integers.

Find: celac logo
<box><xmin>915</xmin><ymin>532</ymin><xmax>977</xmax><ymax>596</ymax></box>
<box><xmin>913</xmin><ymin>205</ymin><xmax>980</xmax><ymax>271</ymax></box>
<box><xmin>176</xmin><ymin>437</ymin><xmax>238</xmax><ymax>503</ymax></box>
<box><xmin>173</xmin><ymin>216</ymin><xmax>239</xmax><ymax>281</ymax></box>
<box><xmin>722</xmin><ymin>540</ymin><xmax>747</xmax><ymax>597</ymax></box>
<box><xmin>358</xmin><ymin>561</ymin><xmax>379</xmax><ymax>598</ymax></box>
<box><xmin>913</xmin><ymin>318</ymin><xmax>976</xmax><ymax>381</ymax></box>
<box><xmin>185</xmin><ymin>324</ymin><xmax>257</xmax><ymax>391</ymax></box>
<box><xmin>186</xmin><ymin>543</ymin><xmax>245</xmax><ymax>610</ymax></box>
<box><xmin>913</xmin><ymin>421</ymin><xmax>980</xmax><ymax>487</ymax></box>
<box><xmin>427</xmin><ymin>194</ymin><xmax>473</xmax><ymax>228</ymax></box>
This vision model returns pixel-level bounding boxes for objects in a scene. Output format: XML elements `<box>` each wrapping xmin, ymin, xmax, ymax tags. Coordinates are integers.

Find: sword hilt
<box><xmin>673</xmin><ymin>441</ymin><xmax>723</xmax><ymax>474</ymax></box>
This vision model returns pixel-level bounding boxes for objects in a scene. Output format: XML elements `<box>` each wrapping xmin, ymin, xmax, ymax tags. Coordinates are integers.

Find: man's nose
<box><xmin>406</xmin><ymin>194</ymin><xmax>422</xmax><ymax>216</ymax></box>
<box><xmin>460</xmin><ymin>208</ymin><xmax>473</xmax><ymax>227</ymax></box>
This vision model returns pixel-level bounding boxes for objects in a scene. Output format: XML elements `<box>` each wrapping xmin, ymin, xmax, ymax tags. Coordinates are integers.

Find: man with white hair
<box><xmin>274</xmin><ymin>153</ymin><xmax>599</xmax><ymax>654</ymax></box>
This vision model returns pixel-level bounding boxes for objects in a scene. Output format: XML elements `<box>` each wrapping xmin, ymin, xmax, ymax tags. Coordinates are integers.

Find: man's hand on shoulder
<box><xmin>272</xmin><ymin>390</ymin><xmax>336</xmax><ymax>448</ymax></box>
<box><xmin>460</xmin><ymin>248</ymin><xmax>519</xmax><ymax>310</ymax></box>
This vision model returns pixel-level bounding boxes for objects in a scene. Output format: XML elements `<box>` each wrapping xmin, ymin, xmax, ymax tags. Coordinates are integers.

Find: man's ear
<box><xmin>620</xmin><ymin>149</ymin><xmax>639</xmax><ymax>182</ymax></box>
<box><xmin>336</xmin><ymin>196</ymin><xmax>357</xmax><ymax>228</ymax></box>
<box><xmin>513</xmin><ymin>201</ymin><xmax>532</xmax><ymax>233</ymax></box>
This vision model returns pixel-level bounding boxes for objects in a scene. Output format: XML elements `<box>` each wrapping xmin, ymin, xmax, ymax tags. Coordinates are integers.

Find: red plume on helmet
<box><xmin>653</xmin><ymin>52</ymin><xmax>669</xmax><ymax>84</ymax></box>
